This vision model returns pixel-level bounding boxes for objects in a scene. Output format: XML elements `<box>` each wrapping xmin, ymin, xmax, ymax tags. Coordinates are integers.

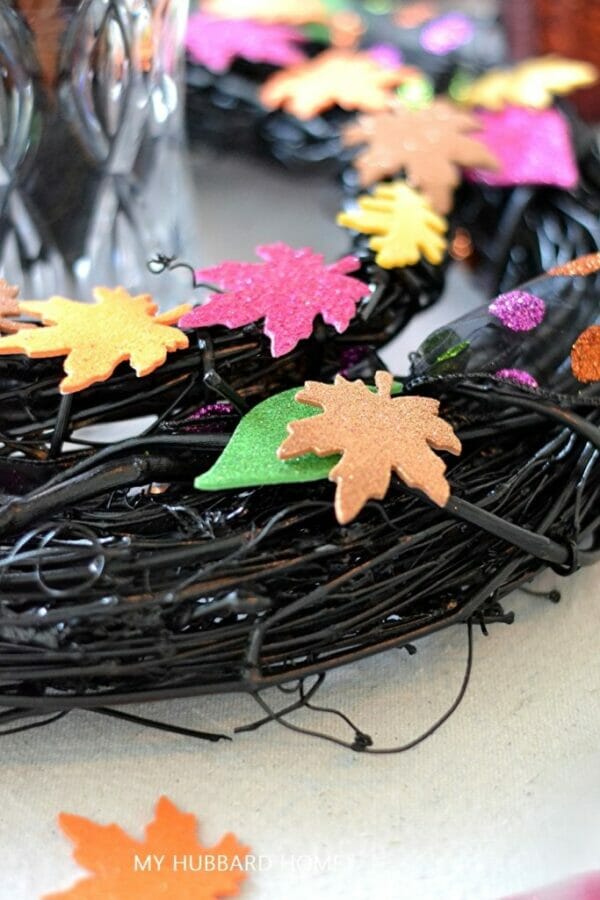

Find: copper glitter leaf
<box><xmin>342</xmin><ymin>99</ymin><xmax>499</xmax><ymax>213</ymax></box>
<box><xmin>571</xmin><ymin>326</ymin><xmax>600</xmax><ymax>384</ymax></box>
<box><xmin>278</xmin><ymin>371</ymin><xmax>461</xmax><ymax>523</ymax></box>
<box><xmin>337</xmin><ymin>181</ymin><xmax>448</xmax><ymax>269</ymax></box>
<box><xmin>259</xmin><ymin>49</ymin><xmax>416</xmax><ymax>120</ymax></box>
<box><xmin>460</xmin><ymin>56</ymin><xmax>598</xmax><ymax>111</ymax></box>
<box><xmin>548</xmin><ymin>252</ymin><xmax>600</xmax><ymax>278</ymax></box>
<box><xmin>0</xmin><ymin>279</ymin><xmax>31</xmax><ymax>335</ymax></box>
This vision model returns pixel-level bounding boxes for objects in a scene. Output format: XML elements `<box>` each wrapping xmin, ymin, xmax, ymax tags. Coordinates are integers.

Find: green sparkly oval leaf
<box><xmin>195</xmin><ymin>381</ymin><xmax>402</xmax><ymax>492</ymax></box>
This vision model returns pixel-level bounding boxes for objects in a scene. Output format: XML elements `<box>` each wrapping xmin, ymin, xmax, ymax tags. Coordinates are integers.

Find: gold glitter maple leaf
<box><xmin>0</xmin><ymin>287</ymin><xmax>191</xmax><ymax>394</ymax></box>
<box><xmin>259</xmin><ymin>49</ymin><xmax>416</xmax><ymax>119</ymax></box>
<box><xmin>342</xmin><ymin>99</ymin><xmax>499</xmax><ymax>213</ymax></box>
<box><xmin>337</xmin><ymin>181</ymin><xmax>448</xmax><ymax>269</ymax></box>
<box><xmin>278</xmin><ymin>371</ymin><xmax>461</xmax><ymax>523</ymax></box>
<box><xmin>460</xmin><ymin>55</ymin><xmax>598</xmax><ymax>111</ymax></box>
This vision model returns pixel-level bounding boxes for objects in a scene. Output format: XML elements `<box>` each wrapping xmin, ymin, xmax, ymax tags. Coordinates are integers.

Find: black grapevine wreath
<box><xmin>0</xmin><ymin>37</ymin><xmax>598</xmax><ymax>751</ymax></box>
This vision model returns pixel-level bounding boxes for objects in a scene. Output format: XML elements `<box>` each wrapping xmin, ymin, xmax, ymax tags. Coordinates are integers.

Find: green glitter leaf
<box><xmin>196</xmin><ymin>381</ymin><xmax>402</xmax><ymax>491</ymax></box>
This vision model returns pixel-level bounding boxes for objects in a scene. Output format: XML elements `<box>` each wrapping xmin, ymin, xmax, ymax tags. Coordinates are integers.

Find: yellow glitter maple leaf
<box><xmin>461</xmin><ymin>55</ymin><xmax>597</xmax><ymax>110</ymax></box>
<box><xmin>203</xmin><ymin>0</ymin><xmax>330</xmax><ymax>25</ymax></box>
<box><xmin>259</xmin><ymin>49</ymin><xmax>415</xmax><ymax>119</ymax></box>
<box><xmin>0</xmin><ymin>287</ymin><xmax>191</xmax><ymax>394</ymax></box>
<box><xmin>337</xmin><ymin>181</ymin><xmax>448</xmax><ymax>269</ymax></box>
<box><xmin>278</xmin><ymin>371</ymin><xmax>461</xmax><ymax>523</ymax></box>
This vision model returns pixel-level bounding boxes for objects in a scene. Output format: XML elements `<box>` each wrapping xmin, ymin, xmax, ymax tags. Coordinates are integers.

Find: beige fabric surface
<box><xmin>1</xmin><ymin>152</ymin><xmax>598</xmax><ymax>899</ymax></box>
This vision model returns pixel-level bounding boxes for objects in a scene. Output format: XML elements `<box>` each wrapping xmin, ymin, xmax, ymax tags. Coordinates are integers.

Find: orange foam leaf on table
<box><xmin>44</xmin><ymin>795</ymin><xmax>250</xmax><ymax>900</ymax></box>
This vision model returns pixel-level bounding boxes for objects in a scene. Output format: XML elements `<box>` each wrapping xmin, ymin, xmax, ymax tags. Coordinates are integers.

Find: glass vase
<box><xmin>1</xmin><ymin>0</ymin><xmax>194</xmax><ymax>302</ymax></box>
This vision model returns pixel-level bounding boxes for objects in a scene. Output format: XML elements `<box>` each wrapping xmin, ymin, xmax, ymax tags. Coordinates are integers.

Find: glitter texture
<box><xmin>488</xmin><ymin>290</ymin><xmax>546</xmax><ymax>332</ymax></box>
<box><xmin>189</xmin><ymin>401</ymin><xmax>236</xmax><ymax>420</ymax></box>
<box><xmin>179</xmin><ymin>243</ymin><xmax>370</xmax><ymax>357</ymax></box>
<box><xmin>571</xmin><ymin>326</ymin><xmax>600</xmax><ymax>383</ymax></box>
<box><xmin>495</xmin><ymin>368</ymin><xmax>539</xmax><ymax>389</ymax></box>
<box><xmin>342</xmin><ymin>100</ymin><xmax>499</xmax><ymax>210</ymax></box>
<box><xmin>420</xmin><ymin>12</ymin><xmax>475</xmax><ymax>56</ymax></box>
<box><xmin>367</xmin><ymin>43</ymin><xmax>404</xmax><ymax>70</ymax></box>
<box><xmin>548</xmin><ymin>252</ymin><xmax>600</xmax><ymax>277</ymax></box>
<box><xmin>0</xmin><ymin>289</ymin><xmax>191</xmax><ymax>395</ymax></box>
<box><xmin>466</xmin><ymin>107</ymin><xmax>578</xmax><ymax>189</ymax></box>
<box><xmin>183</xmin><ymin>401</ymin><xmax>237</xmax><ymax>433</ymax></box>
<box><xmin>185</xmin><ymin>12</ymin><xmax>306</xmax><ymax>72</ymax></box>
<box><xmin>278</xmin><ymin>371</ymin><xmax>461</xmax><ymax>522</ymax></box>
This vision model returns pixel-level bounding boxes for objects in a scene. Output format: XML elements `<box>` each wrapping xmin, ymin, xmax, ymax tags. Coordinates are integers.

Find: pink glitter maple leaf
<box><xmin>179</xmin><ymin>243</ymin><xmax>370</xmax><ymax>357</ymax></box>
<box><xmin>185</xmin><ymin>12</ymin><xmax>306</xmax><ymax>72</ymax></box>
<box><xmin>466</xmin><ymin>106</ymin><xmax>578</xmax><ymax>189</ymax></box>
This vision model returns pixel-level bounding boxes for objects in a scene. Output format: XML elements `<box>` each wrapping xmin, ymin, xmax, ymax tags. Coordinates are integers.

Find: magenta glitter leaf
<box><xmin>495</xmin><ymin>368</ymin><xmax>539</xmax><ymax>389</ymax></box>
<box><xmin>185</xmin><ymin>12</ymin><xmax>306</xmax><ymax>73</ymax></box>
<box><xmin>466</xmin><ymin>107</ymin><xmax>578</xmax><ymax>189</ymax></box>
<box><xmin>420</xmin><ymin>12</ymin><xmax>475</xmax><ymax>56</ymax></box>
<box><xmin>179</xmin><ymin>243</ymin><xmax>370</xmax><ymax>357</ymax></box>
<box><xmin>489</xmin><ymin>290</ymin><xmax>546</xmax><ymax>332</ymax></box>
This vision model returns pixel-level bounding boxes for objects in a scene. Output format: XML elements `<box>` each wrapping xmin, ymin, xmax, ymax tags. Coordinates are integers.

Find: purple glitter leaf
<box><xmin>466</xmin><ymin>107</ymin><xmax>578</xmax><ymax>189</ymax></box>
<box><xmin>367</xmin><ymin>44</ymin><xmax>404</xmax><ymax>70</ymax></box>
<box><xmin>420</xmin><ymin>12</ymin><xmax>475</xmax><ymax>56</ymax></box>
<box><xmin>489</xmin><ymin>291</ymin><xmax>546</xmax><ymax>332</ymax></box>
<box><xmin>185</xmin><ymin>12</ymin><xmax>306</xmax><ymax>73</ymax></box>
<box><xmin>179</xmin><ymin>243</ymin><xmax>370</xmax><ymax>357</ymax></box>
<box><xmin>495</xmin><ymin>368</ymin><xmax>539</xmax><ymax>389</ymax></box>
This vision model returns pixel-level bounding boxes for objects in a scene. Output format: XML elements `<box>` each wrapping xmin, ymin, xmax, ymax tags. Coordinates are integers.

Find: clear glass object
<box><xmin>1</xmin><ymin>0</ymin><xmax>194</xmax><ymax>302</ymax></box>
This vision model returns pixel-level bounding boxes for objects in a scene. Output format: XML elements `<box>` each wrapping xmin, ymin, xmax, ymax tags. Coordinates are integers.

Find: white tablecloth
<box><xmin>1</xmin><ymin>152</ymin><xmax>598</xmax><ymax>900</ymax></box>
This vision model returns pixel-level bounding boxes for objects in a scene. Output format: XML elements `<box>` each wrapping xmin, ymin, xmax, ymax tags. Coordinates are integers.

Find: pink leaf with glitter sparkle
<box><xmin>179</xmin><ymin>243</ymin><xmax>370</xmax><ymax>357</ymax></box>
<box><xmin>466</xmin><ymin>106</ymin><xmax>578</xmax><ymax>188</ymax></box>
<box><xmin>185</xmin><ymin>12</ymin><xmax>306</xmax><ymax>72</ymax></box>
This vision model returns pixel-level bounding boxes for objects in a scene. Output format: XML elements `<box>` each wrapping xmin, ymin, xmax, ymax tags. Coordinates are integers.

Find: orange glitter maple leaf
<box><xmin>260</xmin><ymin>49</ymin><xmax>417</xmax><ymax>119</ymax></box>
<box><xmin>44</xmin><ymin>796</ymin><xmax>250</xmax><ymax>900</ymax></box>
<box><xmin>0</xmin><ymin>287</ymin><xmax>191</xmax><ymax>394</ymax></box>
<box><xmin>278</xmin><ymin>370</ymin><xmax>461</xmax><ymax>523</ymax></box>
